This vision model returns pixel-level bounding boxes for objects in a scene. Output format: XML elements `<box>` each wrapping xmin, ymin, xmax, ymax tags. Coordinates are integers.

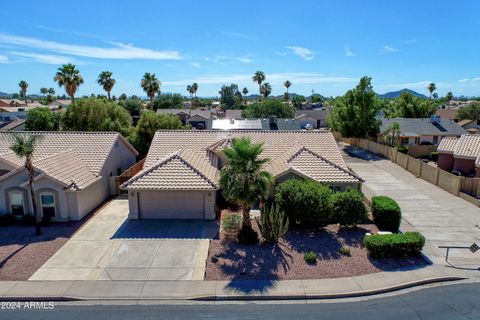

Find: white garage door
<box><xmin>138</xmin><ymin>190</ymin><xmax>205</xmax><ymax>219</ymax></box>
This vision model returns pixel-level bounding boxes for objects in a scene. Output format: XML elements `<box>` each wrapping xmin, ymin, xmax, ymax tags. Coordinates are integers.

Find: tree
<box><xmin>25</xmin><ymin>108</ymin><xmax>61</xmax><ymax>131</ymax></box>
<box><xmin>219</xmin><ymin>137</ymin><xmax>273</xmax><ymax>232</ymax></box>
<box><xmin>219</xmin><ymin>84</ymin><xmax>242</xmax><ymax>109</ymax></box>
<box><xmin>241</xmin><ymin>99</ymin><xmax>295</xmax><ymax>118</ymax></box>
<box><xmin>140</xmin><ymin>73</ymin><xmax>161</xmax><ymax>109</ymax></box>
<box><xmin>284</xmin><ymin>80</ymin><xmax>291</xmax><ymax>101</ymax></box>
<box><xmin>186</xmin><ymin>83</ymin><xmax>198</xmax><ymax>99</ymax></box>
<box><xmin>97</xmin><ymin>71</ymin><xmax>116</xmax><ymax>100</ymax></box>
<box><xmin>427</xmin><ymin>83</ymin><xmax>436</xmax><ymax>99</ymax></box>
<box><xmin>242</xmin><ymin>87</ymin><xmax>249</xmax><ymax>106</ymax></box>
<box><xmin>392</xmin><ymin>92</ymin><xmax>436</xmax><ymax>118</ymax></box>
<box><xmin>40</xmin><ymin>87</ymin><xmax>48</xmax><ymax>98</ymax></box>
<box><xmin>54</xmin><ymin>64</ymin><xmax>84</xmax><ymax>106</ymax></box>
<box><xmin>119</xmin><ymin>99</ymin><xmax>143</xmax><ymax>117</ymax></box>
<box><xmin>260</xmin><ymin>82</ymin><xmax>272</xmax><ymax>98</ymax></box>
<box><xmin>328</xmin><ymin>76</ymin><xmax>381</xmax><ymax>138</ymax></box>
<box><xmin>134</xmin><ymin>112</ymin><xmax>185</xmax><ymax>156</ymax></box>
<box><xmin>458</xmin><ymin>102</ymin><xmax>480</xmax><ymax>120</ymax></box>
<box><xmin>9</xmin><ymin>134</ymin><xmax>41</xmax><ymax>235</ymax></box>
<box><xmin>292</xmin><ymin>95</ymin><xmax>306</xmax><ymax>109</ymax></box>
<box><xmin>382</xmin><ymin>122</ymin><xmax>401</xmax><ymax>146</ymax></box>
<box><xmin>151</xmin><ymin>93</ymin><xmax>183</xmax><ymax>111</ymax></box>
<box><xmin>445</xmin><ymin>92</ymin><xmax>454</xmax><ymax>107</ymax></box>
<box><xmin>18</xmin><ymin>80</ymin><xmax>28</xmax><ymax>106</ymax></box>
<box><xmin>119</xmin><ymin>93</ymin><xmax>128</xmax><ymax>101</ymax></box>
<box><xmin>252</xmin><ymin>71</ymin><xmax>266</xmax><ymax>100</ymax></box>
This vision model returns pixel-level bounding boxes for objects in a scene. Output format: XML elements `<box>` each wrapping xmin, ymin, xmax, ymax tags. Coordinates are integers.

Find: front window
<box><xmin>40</xmin><ymin>193</ymin><xmax>56</xmax><ymax>218</ymax></box>
<box><xmin>9</xmin><ymin>191</ymin><xmax>25</xmax><ymax>216</ymax></box>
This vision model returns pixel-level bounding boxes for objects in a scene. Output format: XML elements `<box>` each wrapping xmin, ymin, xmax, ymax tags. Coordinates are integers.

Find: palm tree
<box><xmin>252</xmin><ymin>71</ymin><xmax>266</xmax><ymax>100</ymax></box>
<box><xmin>18</xmin><ymin>80</ymin><xmax>28</xmax><ymax>106</ymax></box>
<box><xmin>219</xmin><ymin>137</ymin><xmax>273</xmax><ymax>231</ymax></box>
<box><xmin>140</xmin><ymin>72</ymin><xmax>161</xmax><ymax>109</ymax></box>
<box><xmin>54</xmin><ymin>64</ymin><xmax>84</xmax><ymax>106</ymax></box>
<box><xmin>445</xmin><ymin>91</ymin><xmax>454</xmax><ymax>108</ymax></box>
<box><xmin>47</xmin><ymin>88</ymin><xmax>55</xmax><ymax>103</ymax></box>
<box><xmin>261</xmin><ymin>82</ymin><xmax>272</xmax><ymax>98</ymax></box>
<box><xmin>427</xmin><ymin>83</ymin><xmax>436</xmax><ymax>99</ymax></box>
<box><xmin>40</xmin><ymin>87</ymin><xmax>48</xmax><ymax>98</ymax></box>
<box><xmin>187</xmin><ymin>83</ymin><xmax>199</xmax><ymax>116</ymax></box>
<box><xmin>9</xmin><ymin>134</ymin><xmax>42</xmax><ymax>235</ymax></box>
<box><xmin>383</xmin><ymin>122</ymin><xmax>401</xmax><ymax>146</ymax></box>
<box><xmin>242</xmin><ymin>87</ymin><xmax>249</xmax><ymax>106</ymax></box>
<box><xmin>97</xmin><ymin>71</ymin><xmax>116</xmax><ymax>100</ymax></box>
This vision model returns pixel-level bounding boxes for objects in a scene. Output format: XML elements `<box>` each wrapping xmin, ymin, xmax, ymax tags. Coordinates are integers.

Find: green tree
<box><xmin>292</xmin><ymin>95</ymin><xmax>306</xmax><ymax>109</ymax></box>
<box><xmin>242</xmin><ymin>87</ymin><xmax>249</xmax><ymax>106</ymax></box>
<box><xmin>328</xmin><ymin>76</ymin><xmax>381</xmax><ymax>138</ymax></box>
<box><xmin>151</xmin><ymin>93</ymin><xmax>184</xmax><ymax>111</ymax></box>
<box><xmin>119</xmin><ymin>99</ymin><xmax>143</xmax><ymax>117</ymax></box>
<box><xmin>54</xmin><ymin>64</ymin><xmax>84</xmax><ymax>106</ymax></box>
<box><xmin>252</xmin><ymin>71</ymin><xmax>266</xmax><ymax>100</ymax></box>
<box><xmin>134</xmin><ymin>112</ymin><xmax>185</xmax><ymax>156</ymax></box>
<box><xmin>97</xmin><ymin>71</ymin><xmax>116</xmax><ymax>100</ymax></box>
<box><xmin>457</xmin><ymin>102</ymin><xmax>480</xmax><ymax>120</ymax></box>
<box><xmin>18</xmin><ymin>80</ymin><xmax>28</xmax><ymax>106</ymax></box>
<box><xmin>186</xmin><ymin>83</ymin><xmax>198</xmax><ymax>99</ymax></box>
<box><xmin>25</xmin><ymin>107</ymin><xmax>61</xmax><ymax>131</ymax></box>
<box><xmin>241</xmin><ymin>99</ymin><xmax>295</xmax><ymax>118</ymax></box>
<box><xmin>9</xmin><ymin>134</ymin><xmax>42</xmax><ymax>235</ymax></box>
<box><xmin>382</xmin><ymin>122</ymin><xmax>401</xmax><ymax>146</ymax></box>
<box><xmin>40</xmin><ymin>87</ymin><xmax>48</xmax><ymax>98</ymax></box>
<box><xmin>219</xmin><ymin>84</ymin><xmax>242</xmax><ymax>109</ymax></box>
<box><xmin>260</xmin><ymin>82</ymin><xmax>272</xmax><ymax>98</ymax></box>
<box><xmin>140</xmin><ymin>73</ymin><xmax>161</xmax><ymax>109</ymax></box>
<box><xmin>393</xmin><ymin>92</ymin><xmax>436</xmax><ymax>118</ymax></box>
<box><xmin>427</xmin><ymin>83</ymin><xmax>436</xmax><ymax>99</ymax></box>
<box><xmin>219</xmin><ymin>137</ymin><xmax>273</xmax><ymax>232</ymax></box>
<box><xmin>445</xmin><ymin>91</ymin><xmax>454</xmax><ymax>107</ymax></box>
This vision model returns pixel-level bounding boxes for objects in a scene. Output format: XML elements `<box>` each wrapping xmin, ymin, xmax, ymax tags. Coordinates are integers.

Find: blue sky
<box><xmin>0</xmin><ymin>0</ymin><xmax>479</xmax><ymax>98</ymax></box>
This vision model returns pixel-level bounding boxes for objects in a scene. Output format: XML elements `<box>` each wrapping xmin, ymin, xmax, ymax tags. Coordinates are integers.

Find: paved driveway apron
<box><xmin>29</xmin><ymin>199</ymin><xmax>216</xmax><ymax>281</ymax></box>
<box><xmin>340</xmin><ymin>142</ymin><xmax>480</xmax><ymax>267</ymax></box>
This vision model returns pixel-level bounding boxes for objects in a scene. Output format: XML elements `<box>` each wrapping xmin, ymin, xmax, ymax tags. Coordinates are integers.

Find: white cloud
<box><xmin>473</xmin><ymin>77</ymin><xmax>480</xmax><ymax>81</ymax></box>
<box><xmin>0</xmin><ymin>33</ymin><xmax>182</xmax><ymax>60</ymax></box>
<box><xmin>203</xmin><ymin>54</ymin><xmax>252</xmax><ymax>64</ymax></box>
<box><xmin>379</xmin><ymin>45</ymin><xmax>399</xmax><ymax>54</ymax></box>
<box><xmin>285</xmin><ymin>46</ymin><xmax>315</xmax><ymax>61</ymax></box>
<box><xmin>344</xmin><ymin>46</ymin><xmax>356</xmax><ymax>57</ymax></box>
<box><xmin>220</xmin><ymin>31</ymin><xmax>256</xmax><ymax>40</ymax></box>
<box><xmin>189</xmin><ymin>62</ymin><xmax>203</xmax><ymax>68</ymax></box>
<box><xmin>0</xmin><ymin>54</ymin><xmax>9</xmax><ymax>63</ymax></box>
<box><xmin>11</xmin><ymin>51</ymin><xmax>81</xmax><ymax>64</ymax></box>
<box><xmin>458</xmin><ymin>78</ymin><xmax>470</xmax><ymax>83</ymax></box>
<box><xmin>274</xmin><ymin>51</ymin><xmax>288</xmax><ymax>56</ymax></box>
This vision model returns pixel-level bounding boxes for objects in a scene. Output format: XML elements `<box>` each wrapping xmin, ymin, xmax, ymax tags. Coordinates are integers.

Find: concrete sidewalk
<box><xmin>0</xmin><ymin>265</ymin><xmax>475</xmax><ymax>301</ymax></box>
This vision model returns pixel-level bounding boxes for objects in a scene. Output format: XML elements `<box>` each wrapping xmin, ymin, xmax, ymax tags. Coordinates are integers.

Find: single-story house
<box><xmin>208</xmin><ymin>117</ymin><xmax>300</xmax><ymax>130</ymax></box>
<box><xmin>295</xmin><ymin>109</ymin><xmax>329</xmax><ymax>128</ymax></box>
<box><xmin>438</xmin><ymin>135</ymin><xmax>480</xmax><ymax>177</ymax></box>
<box><xmin>156</xmin><ymin>108</ymin><xmax>213</xmax><ymax>129</ymax></box>
<box><xmin>379</xmin><ymin>116</ymin><xmax>467</xmax><ymax>146</ymax></box>
<box><xmin>0</xmin><ymin>119</ymin><xmax>26</xmax><ymax>132</ymax></box>
<box><xmin>121</xmin><ymin>130</ymin><xmax>363</xmax><ymax>220</ymax></box>
<box><xmin>48</xmin><ymin>99</ymin><xmax>71</xmax><ymax>109</ymax></box>
<box><xmin>0</xmin><ymin>132</ymin><xmax>138</xmax><ymax>221</ymax></box>
<box><xmin>435</xmin><ymin>108</ymin><xmax>459</xmax><ymax>121</ymax></box>
<box><xmin>457</xmin><ymin>119</ymin><xmax>480</xmax><ymax>134</ymax></box>
<box><xmin>0</xmin><ymin>99</ymin><xmax>27</xmax><ymax>108</ymax></box>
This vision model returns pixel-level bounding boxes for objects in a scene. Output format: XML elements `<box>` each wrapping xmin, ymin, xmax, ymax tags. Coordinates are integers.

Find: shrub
<box><xmin>339</xmin><ymin>246</ymin><xmax>351</xmax><ymax>256</ymax></box>
<box><xmin>0</xmin><ymin>214</ymin><xmax>15</xmax><ymax>226</ymax></box>
<box><xmin>22</xmin><ymin>214</ymin><xmax>35</xmax><ymax>226</ymax></box>
<box><xmin>331</xmin><ymin>189</ymin><xmax>367</xmax><ymax>227</ymax></box>
<box><xmin>363</xmin><ymin>232</ymin><xmax>425</xmax><ymax>258</ymax></box>
<box><xmin>256</xmin><ymin>204</ymin><xmax>289</xmax><ymax>243</ymax></box>
<box><xmin>237</xmin><ymin>225</ymin><xmax>259</xmax><ymax>245</ymax></box>
<box><xmin>430</xmin><ymin>152</ymin><xmax>439</xmax><ymax>162</ymax></box>
<box><xmin>275</xmin><ymin>179</ymin><xmax>333</xmax><ymax>226</ymax></box>
<box><xmin>222</xmin><ymin>213</ymin><xmax>242</xmax><ymax>234</ymax></box>
<box><xmin>371</xmin><ymin>196</ymin><xmax>402</xmax><ymax>232</ymax></box>
<box><xmin>397</xmin><ymin>146</ymin><xmax>408</xmax><ymax>154</ymax></box>
<box><xmin>304</xmin><ymin>251</ymin><xmax>317</xmax><ymax>264</ymax></box>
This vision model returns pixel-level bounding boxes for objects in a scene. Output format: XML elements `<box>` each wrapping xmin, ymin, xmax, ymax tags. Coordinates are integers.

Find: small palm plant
<box><xmin>9</xmin><ymin>134</ymin><xmax>42</xmax><ymax>235</ymax></box>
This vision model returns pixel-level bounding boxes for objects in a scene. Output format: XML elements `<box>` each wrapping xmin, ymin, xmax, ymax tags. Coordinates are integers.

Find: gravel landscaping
<box><xmin>205</xmin><ymin>211</ymin><xmax>427</xmax><ymax>281</ymax></box>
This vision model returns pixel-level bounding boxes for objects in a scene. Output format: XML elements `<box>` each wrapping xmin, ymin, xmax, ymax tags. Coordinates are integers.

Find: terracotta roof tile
<box><xmin>437</xmin><ymin>137</ymin><xmax>459</xmax><ymax>154</ymax></box>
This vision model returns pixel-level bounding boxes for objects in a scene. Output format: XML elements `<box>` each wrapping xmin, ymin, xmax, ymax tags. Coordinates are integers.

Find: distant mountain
<box><xmin>378</xmin><ymin>88</ymin><xmax>428</xmax><ymax>99</ymax></box>
<box><xmin>0</xmin><ymin>92</ymin><xmax>11</xmax><ymax>98</ymax></box>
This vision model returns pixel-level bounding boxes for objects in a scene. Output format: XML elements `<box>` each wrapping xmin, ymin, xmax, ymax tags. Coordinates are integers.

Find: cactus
<box><xmin>256</xmin><ymin>204</ymin><xmax>289</xmax><ymax>243</ymax></box>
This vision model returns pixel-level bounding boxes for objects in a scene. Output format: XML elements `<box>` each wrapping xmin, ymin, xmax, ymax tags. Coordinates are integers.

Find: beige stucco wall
<box><xmin>73</xmin><ymin>178</ymin><xmax>108</xmax><ymax>221</ymax></box>
<box><xmin>101</xmin><ymin>137</ymin><xmax>137</xmax><ymax>179</ymax></box>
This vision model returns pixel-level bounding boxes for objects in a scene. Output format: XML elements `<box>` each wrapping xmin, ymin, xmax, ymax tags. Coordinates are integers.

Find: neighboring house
<box><xmin>224</xmin><ymin>109</ymin><xmax>243</xmax><ymax>119</ymax></box>
<box><xmin>438</xmin><ymin>135</ymin><xmax>480</xmax><ymax>177</ymax></box>
<box><xmin>48</xmin><ymin>99</ymin><xmax>71</xmax><ymax>109</ymax></box>
<box><xmin>435</xmin><ymin>108</ymin><xmax>459</xmax><ymax>121</ymax></box>
<box><xmin>0</xmin><ymin>99</ymin><xmax>27</xmax><ymax>108</ymax></box>
<box><xmin>209</xmin><ymin>117</ymin><xmax>300</xmax><ymax>130</ymax></box>
<box><xmin>0</xmin><ymin>111</ymin><xmax>28</xmax><ymax>125</ymax></box>
<box><xmin>378</xmin><ymin>116</ymin><xmax>467</xmax><ymax>146</ymax></box>
<box><xmin>0</xmin><ymin>132</ymin><xmax>138</xmax><ymax>221</ymax></box>
<box><xmin>156</xmin><ymin>108</ymin><xmax>213</xmax><ymax>129</ymax></box>
<box><xmin>295</xmin><ymin>109</ymin><xmax>329</xmax><ymax>128</ymax></box>
<box><xmin>0</xmin><ymin>119</ymin><xmax>26</xmax><ymax>132</ymax></box>
<box><xmin>121</xmin><ymin>130</ymin><xmax>363</xmax><ymax>220</ymax></box>
<box><xmin>457</xmin><ymin>119</ymin><xmax>480</xmax><ymax>134</ymax></box>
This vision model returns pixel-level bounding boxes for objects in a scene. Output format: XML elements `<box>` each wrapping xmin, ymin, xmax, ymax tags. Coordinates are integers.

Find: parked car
<box><xmin>305</xmin><ymin>123</ymin><xmax>313</xmax><ymax>130</ymax></box>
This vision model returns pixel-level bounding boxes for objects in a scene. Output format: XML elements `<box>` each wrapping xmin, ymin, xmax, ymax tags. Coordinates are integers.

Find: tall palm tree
<box><xmin>47</xmin><ymin>88</ymin><xmax>56</xmax><ymax>103</ymax></box>
<box><xmin>219</xmin><ymin>137</ymin><xmax>273</xmax><ymax>231</ymax></box>
<box><xmin>97</xmin><ymin>71</ymin><xmax>116</xmax><ymax>100</ymax></box>
<box><xmin>9</xmin><ymin>134</ymin><xmax>42</xmax><ymax>235</ymax></box>
<box><xmin>242</xmin><ymin>87</ymin><xmax>249</xmax><ymax>106</ymax></box>
<box><xmin>18</xmin><ymin>80</ymin><xmax>28</xmax><ymax>106</ymax></box>
<box><xmin>252</xmin><ymin>71</ymin><xmax>266</xmax><ymax>100</ymax></box>
<box><xmin>445</xmin><ymin>91</ymin><xmax>454</xmax><ymax>108</ymax></box>
<box><xmin>140</xmin><ymin>72</ymin><xmax>161</xmax><ymax>109</ymax></box>
<box><xmin>40</xmin><ymin>87</ymin><xmax>48</xmax><ymax>98</ymax></box>
<box><xmin>54</xmin><ymin>64</ymin><xmax>84</xmax><ymax>106</ymax></box>
<box><xmin>261</xmin><ymin>82</ymin><xmax>272</xmax><ymax>98</ymax></box>
<box><xmin>187</xmin><ymin>83</ymin><xmax>199</xmax><ymax>116</ymax></box>
<box><xmin>284</xmin><ymin>80</ymin><xmax>292</xmax><ymax>101</ymax></box>
<box><xmin>427</xmin><ymin>83</ymin><xmax>436</xmax><ymax>99</ymax></box>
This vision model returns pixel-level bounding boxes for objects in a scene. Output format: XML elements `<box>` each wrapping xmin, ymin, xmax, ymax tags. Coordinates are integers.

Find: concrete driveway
<box><xmin>340</xmin><ymin>142</ymin><xmax>480</xmax><ymax>267</ymax></box>
<box><xmin>29</xmin><ymin>199</ymin><xmax>217</xmax><ymax>281</ymax></box>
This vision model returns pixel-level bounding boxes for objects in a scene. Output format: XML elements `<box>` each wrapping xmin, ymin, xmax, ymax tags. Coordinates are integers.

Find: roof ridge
<box><xmin>33</xmin><ymin>148</ymin><xmax>75</xmax><ymax>164</ymax></box>
<box><xmin>177</xmin><ymin>149</ymin><xmax>218</xmax><ymax>188</ymax></box>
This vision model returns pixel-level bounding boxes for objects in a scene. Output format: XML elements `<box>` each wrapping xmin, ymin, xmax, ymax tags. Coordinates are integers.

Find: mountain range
<box><xmin>377</xmin><ymin>88</ymin><xmax>428</xmax><ymax>99</ymax></box>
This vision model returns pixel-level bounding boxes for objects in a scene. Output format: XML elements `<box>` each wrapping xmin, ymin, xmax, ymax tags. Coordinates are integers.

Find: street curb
<box><xmin>0</xmin><ymin>276</ymin><xmax>467</xmax><ymax>302</ymax></box>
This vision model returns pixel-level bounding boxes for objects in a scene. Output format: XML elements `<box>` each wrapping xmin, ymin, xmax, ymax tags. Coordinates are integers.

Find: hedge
<box><xmin>371</xmin><ymin>196</ymin><xmax>401</xmax><ymax>232</ymax></box>
<box><xmin>331</xmin><ymin>189</ymin><xmax>367</xmax><ymax>227</ymax></box>
<box><xmin>363</xmin><ymin>232</ymin><xmax>425</xmax><ymax>258</ymax></box>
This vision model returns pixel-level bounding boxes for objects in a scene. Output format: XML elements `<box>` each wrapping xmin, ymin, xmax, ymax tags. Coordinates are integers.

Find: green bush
<box><xmin>256</xmin><ymin>204</ymin><xmax>289</xmax><ymax>243</ymax></box>
<box><xmin>0</xmin><ymin>214</ymin><xmax>15</xmax><ymax>226</ymax></box>
<box><xmin>222</xmin><ymin>213</ymin><xmax>242</xmax><ymax>233</ymax></box>
<box><xmin>339</xmin><ymin>246</ymin><xmax>351</xmax><ymax>256</ymax></box>
<box><xmin>397</xmin><ymin>146</ymin><xmax>408</xmax><ymax>154</ymax></box>
<box><xmin>331</xmin><ymin>189</ymin><xmax>367</xmax><ymax>227</ymax></box>
<box><xmin>275</xmin><ymin>179</ymin><xmax>333</xmax><ymax>225</ymax></box>
<box><xmin>22</xmin><ymin>214</ymin><xmax>35</xmax><ymax>226</ymax></box>
<box><xmin>304</xmin><ymin>251</ymin><xmax>317</xmax><ymax>264</ymax></box>
<box><xmin>237</xmin><ymin>225</ymin><xmax>259</xmax><ymax>245</ymax></box>
<box><xmin>430</xmin><ymin>152</ymin><xmax>439</xmax><ymax>162</ymax></box>
<box><xmin>363</xmin><ymin>232</ymin><xmax>425</xmax><ymax>258</ymax></box>
<box><xmin>371</xmin><ymin>196</ymin><xmax>402</xmax><ymax>232</ymax></box>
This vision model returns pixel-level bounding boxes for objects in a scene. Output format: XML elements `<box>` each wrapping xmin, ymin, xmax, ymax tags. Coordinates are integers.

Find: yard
<box><xmin>205</xmin><ymin>211</ymin><xmax>427</xmax><ymax>281</ymax></box>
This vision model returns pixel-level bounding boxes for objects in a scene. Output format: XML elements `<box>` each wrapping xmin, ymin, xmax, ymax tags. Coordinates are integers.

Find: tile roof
<box><xmin>0</xmin><ymin>119</ymin><xmax>25</xmax><ymax>132</ymax></box>
<box><xmin>0</xmin><ymin>132</ymin><xmax>137</xmax><ymax>189</ymax></box>
<box><xmin>457</xmin><ymin>119</ymin><xmax>475</xmax><ymax>127</ymax></box>
<box><xmin>452</xmin><ymin>134</ymin><xmax>480</xmax><ymax>160</ymax></box>
<box><xmin>437</xmin><ymin>137</ymin><xmax>459</xmax><ymax>153</ymax></box>
<box><xmin>122</xmin><ymin>130</ymin><xmax>362</xmax><ymax>190</ymax></box>
<box><xmin>156</xmin><ymin>108</ymin><xmax>213</xmax><ymax>119</ymax></box>
<box><xmin>295</xmin><ymin>109</ymin><xmax>328</xmax><ymax>120</ymax></box>
<box><xmin>380</xmin><ymin>117</ymin><xmax>467</xmax><ymax>136</ymax></box>
<box><xmin>435</xmin><ymin>108</ymin><xmax>459</xmax><ymax>120</ymax></box>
